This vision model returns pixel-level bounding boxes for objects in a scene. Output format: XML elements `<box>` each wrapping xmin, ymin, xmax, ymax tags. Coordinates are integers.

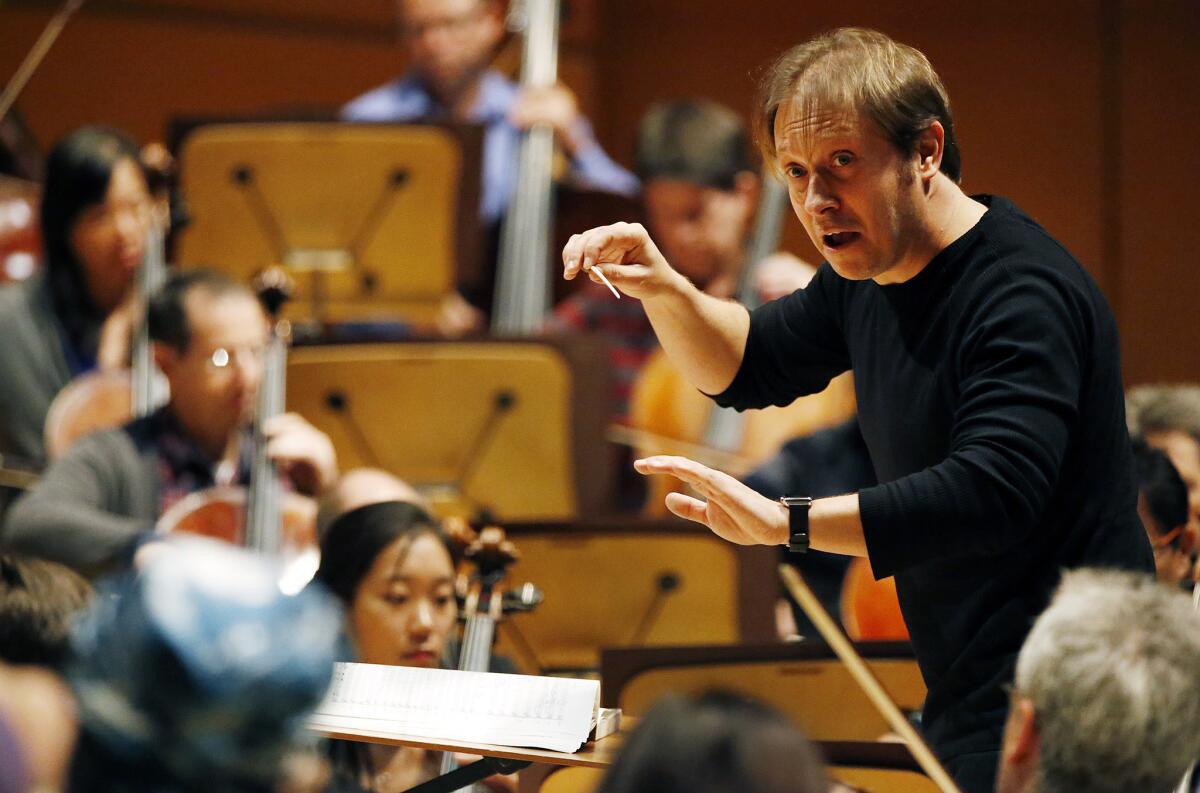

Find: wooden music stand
<box><xmin>285</xmin><ymin>337</ymin><xmax>612</xmax><ymax>522</ymax></box>
<box><xmin>309</xmin><ymin>719</ymin><xmax>936</xmax><ymax>793</ymax></box>
<box><xmin>599</xmin><ymin>641</ymin><xmax>925</xmax><ymax>741</ymax></box>
<box><xmin>491</xmin><ymin>520</ymin><xmax>778</xmax><ymax>673</ymax></box>
<box><xmin>174</xmin><ymin>122</ymin><xmax>482</xmax><ymax>324</ymax></box>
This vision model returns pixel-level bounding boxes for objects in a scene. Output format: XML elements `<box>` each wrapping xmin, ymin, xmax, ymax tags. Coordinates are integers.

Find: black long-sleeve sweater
<box><xmin>715</xmin><ymin>195</ymin><xmax>1153</xmax><ymax>761</ymax></box>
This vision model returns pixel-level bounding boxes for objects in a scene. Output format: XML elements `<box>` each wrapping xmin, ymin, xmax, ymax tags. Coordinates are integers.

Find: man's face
<box><xmin>160</xmin><ymin>290</ymin><xmax>268</xmax><ymax>447</ymax></box>
<box><xmin>398</xmin><ymin>0</ymin><xmax>502</xmax><ymax>101</ymax></box>
<box><xmin>643</xmin><ymin>178</ymin><xmax>754</xmax><ymax>290</ymax></box>
<box><xmin>773</xmin><ymin>100</ymin><xmax>928</xmax><ymax>283</ymax></box>
<box><xmin>1147</xmin><ymin>429</ymin><xmax>1200</xmax><ymax>560</ymax></box>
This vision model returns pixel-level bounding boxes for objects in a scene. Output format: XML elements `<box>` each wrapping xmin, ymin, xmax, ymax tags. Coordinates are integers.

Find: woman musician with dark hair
<box><xmin>0</xmin><ymin>126</ymin><xmax>152</xmax><ymax>464</ymax></box>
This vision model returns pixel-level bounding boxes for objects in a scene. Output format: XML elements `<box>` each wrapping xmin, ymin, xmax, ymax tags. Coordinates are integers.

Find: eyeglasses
<box><xmin>204</xmin><ymin>345</ymin><xmax>266</xmax><ymax>372</ymax></box>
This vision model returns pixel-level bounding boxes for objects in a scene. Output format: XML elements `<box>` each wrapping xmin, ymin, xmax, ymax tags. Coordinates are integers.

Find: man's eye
<box><xmin>784</xmin><ymin>165</ymin><xmax>806</xmax><ymax>179</ymax></box>
<box><xmin>833</xmin><ymin>153</ymin><xmax>854</xmax><ymax>167</ymax></box>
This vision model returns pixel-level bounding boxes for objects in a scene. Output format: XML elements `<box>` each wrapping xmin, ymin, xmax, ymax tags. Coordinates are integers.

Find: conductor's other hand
<box><xmin>634</xmin><ymin>455</ymin><xmax>788</xmax><ymax>547</ymax></box>
<box><xmin>263</xmin><ymin>412</ymin><xmax>339</xmax><ymax>497</ymax></box>
<box><xmin>562</xmin><ymin>222</ymin><xmax>682</xmax><ymax>302</ymax></box>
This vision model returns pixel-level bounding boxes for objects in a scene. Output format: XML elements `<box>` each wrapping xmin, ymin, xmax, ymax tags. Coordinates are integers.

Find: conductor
<box><xmin>562</xmin><ymin>28</ymin><xmax>1152</xmax><ymax>793</ymax></box>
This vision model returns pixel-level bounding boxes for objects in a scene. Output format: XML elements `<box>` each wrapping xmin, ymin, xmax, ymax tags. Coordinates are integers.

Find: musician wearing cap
<box><xmin>562</xmin><ymin>28</ymin><xmax>1153</xmax><ymax>793</ymax></box>
<box><xmin>0</xmin><ymin>269</ymin><xmax>338</xmax><ymax>576</ymax></box>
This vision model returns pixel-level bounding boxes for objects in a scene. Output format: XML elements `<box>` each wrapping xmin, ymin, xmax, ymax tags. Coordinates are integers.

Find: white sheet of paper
<box><xmin>312</xmin><ymin>662</ymin><xmax>601</xmax><ymax>753</ymax></box>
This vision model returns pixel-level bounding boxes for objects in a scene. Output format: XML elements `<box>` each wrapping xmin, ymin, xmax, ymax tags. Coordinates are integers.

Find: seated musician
<box><xmin>546</xmin><ymin>99</ymin><xmax>816</xmax><ymax>424</ymax></box>
<box><xmin>313</xmin><ymin>501</ymin><xmax>511</xmax><ymax>793</ymax></box>
<box><xmin>594</xmin><ymin>690</ymin><xmax>828</xmax><ymax>793</ymax></box>
<box><xmin>0</xmin><ymin>269</ymin><xmax>338</xmax><ymax>576</ymax></box>
<box><xmin>1131</xmin><ymin>437</ymin><xmax>1196</xmax><ymax>586</ymax></box>
<box><xmin>0</xmin><ymin>126</ymin><xmax>151</xmax><ymax>463</ymax></box>
<box><xmin>343</xmin><ymin>0</ymin><xmax>637</xmax><ymax>227</ymax></box>
<box><xmin>996</xmin><ymin>568</ymin><xmax>1200</xmax><ymax>793</ymax></box>
<box><xmin>344</xmin><ymin>0</ymin><xmax>638</xmax><ymax>336</ymax></box>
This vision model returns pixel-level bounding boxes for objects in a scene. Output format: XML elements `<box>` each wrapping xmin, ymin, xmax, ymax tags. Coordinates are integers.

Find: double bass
<box><xmin>490</xmin><ymin>0</ymin><xmax>561</xmax><ymax>335</ymax></box>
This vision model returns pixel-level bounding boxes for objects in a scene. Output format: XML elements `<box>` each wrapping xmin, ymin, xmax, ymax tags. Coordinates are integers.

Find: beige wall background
<box><xmin>2</xmin><ymin>0</ymin><xmax>1196</xmax><ymax>384</ymax></box>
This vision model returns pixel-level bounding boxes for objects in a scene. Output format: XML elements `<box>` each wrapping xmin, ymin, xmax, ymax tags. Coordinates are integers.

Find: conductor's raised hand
<box><xmin>634</xmin><ymin>455</ymin><xmax>788</xmax><ymax>547</ymax></box>
<box><xmin>562</xmin><ymin>222</ymin><xmax>682</xmax><ymax>301</ymax></box>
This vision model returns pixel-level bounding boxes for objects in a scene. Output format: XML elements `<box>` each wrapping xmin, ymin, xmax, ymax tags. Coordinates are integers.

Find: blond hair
<box><xmin>754</xmin><ymin>28</ymin><xmax>961</xmax><ymax>182</ymax></box>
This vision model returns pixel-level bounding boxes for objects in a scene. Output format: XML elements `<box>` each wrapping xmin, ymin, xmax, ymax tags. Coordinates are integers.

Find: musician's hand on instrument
<box><xmin>434</xmin><ymin>292</ymin><xmax>485</xmax><ymax>339</ymax></box>
<box><xmin>263</xmin><ymin>413</ymin><xmax>339</xmax><ymax>496</ymax></box>
<box><xmin>510</xmin><ymin>83</ymin><xmax>589</xmax><ymax>158</ymax></box>
<box><xmin>562</xmin><ymin>222</ymin><xmax>682</xmax><ymax>301</ymax></box>
<box><xmin>634</xmin><ymin>455</ymin><xmax>788</xmax><ymax>546</ymax></box>
<box><xmin>753</xmin><ymin>252</ymin><xmax>817</xmax><ymax>303</ymax></box>
<box><xmin>97</xmin><ymin>289</ymin><xmax>138</xmax><ymax>370</ymax></box>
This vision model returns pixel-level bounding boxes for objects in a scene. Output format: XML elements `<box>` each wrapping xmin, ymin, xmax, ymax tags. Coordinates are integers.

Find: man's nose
<box><xmin>803</xmin><ymin>171</ymin><xmax>838</xmax><ymax>216</ymax></box>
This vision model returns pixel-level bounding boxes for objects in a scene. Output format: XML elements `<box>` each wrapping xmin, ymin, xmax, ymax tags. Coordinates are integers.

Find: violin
<box><xmin>156</xmin><ymin>270</ymin><xmax>320</xmax><ymax>593</ymax></box>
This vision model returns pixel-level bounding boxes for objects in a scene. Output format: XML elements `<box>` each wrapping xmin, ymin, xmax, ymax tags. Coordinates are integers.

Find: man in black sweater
<box><xmin>562</xmin><ymin>27</ymin><xmax>1152</xmax><ymax>793</ymax></box>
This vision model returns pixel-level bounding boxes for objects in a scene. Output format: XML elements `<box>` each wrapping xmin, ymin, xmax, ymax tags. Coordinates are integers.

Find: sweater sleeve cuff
<box><xmin>858</xmin><ymin>484</ymin><xmax>905</xmax><ymax>579</ymax></box>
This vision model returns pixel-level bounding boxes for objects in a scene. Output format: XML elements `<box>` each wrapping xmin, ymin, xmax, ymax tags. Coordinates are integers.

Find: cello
<box><xmin>438</xmin><ymin>518</ymin><xmax>541</xmax><ymax>789</ymax></box>
<box><xmin>156</xmin><ymin>270</ymin><xmax>319</xmax><ymax>593</ymax></box>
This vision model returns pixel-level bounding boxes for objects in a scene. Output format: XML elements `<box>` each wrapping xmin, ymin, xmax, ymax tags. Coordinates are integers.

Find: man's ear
<box><xmin>153</xmin><ymin>342</ymin><xmax>177</xmax><ymax>375</ymax></box>
<box><xmin>1007</xmin><ymin>696</ymin><xmax>1040</xmax><ymax>766</ymax></box>
<box><xmin>915</xmin><ymin>121</ymin><xmax>945</xmax><ymax>182</ymax></box>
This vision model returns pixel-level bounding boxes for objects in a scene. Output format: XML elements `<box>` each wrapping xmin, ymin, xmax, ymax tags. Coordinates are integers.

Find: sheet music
<box><xmin>311</xmin><ymin>662</ymin><xmax>600</xmax><ymax>753</ymax></box>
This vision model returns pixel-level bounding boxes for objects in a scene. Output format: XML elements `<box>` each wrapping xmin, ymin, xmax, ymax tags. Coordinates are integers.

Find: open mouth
<box><xmin>822</xmin><ymin>231</ymin><xmax>860</xmax><ymax>250</ymax></box>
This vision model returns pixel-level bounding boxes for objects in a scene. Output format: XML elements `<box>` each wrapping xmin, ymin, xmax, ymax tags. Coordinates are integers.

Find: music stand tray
<box><xmin>175</xmin><ymin>122</ymin><xmax>480</xmax><ymax>324</ymax></box>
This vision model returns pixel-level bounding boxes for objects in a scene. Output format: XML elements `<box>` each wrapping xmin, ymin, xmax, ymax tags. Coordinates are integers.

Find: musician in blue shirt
<box><xmin>342</xmin><ymin>0</ymin><xmax>638</xmax><ymax>226</ymax></box>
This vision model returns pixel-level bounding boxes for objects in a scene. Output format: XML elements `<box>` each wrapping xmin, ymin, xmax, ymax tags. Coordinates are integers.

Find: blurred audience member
<box><xmin>0</xmin><ymin>554</ymin><xmax>92</xmax><ymax>667</ymax></box>
<box><xmin>0</xmin><ymin>662</ymin><xmax>77</xmax><ymax>793</ymax></box>
<box><xmin>594</xmin><ymin>690</ymin><xmax>828</xmax><ymax>793</ymax></box>
<box><xmin>995</xmin><ymin>568</ymin><xmax>1200</xmax><ymax>793</ymax></box>
<box><xmin>1131</xmin><ymin>438</ymin><xmax>1196</xmax><ymax>586</ymax></box>
<box><xmin>66</xmin><ymin>537</ymin><xmax>342</xmax><ymax>793</ymax></box>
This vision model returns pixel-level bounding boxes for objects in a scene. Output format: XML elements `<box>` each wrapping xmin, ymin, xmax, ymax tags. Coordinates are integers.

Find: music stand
<box><xmin>484</xmin><ymin>519</ymin><xmax>777</xmax><ymax>674</ymax></box>
<box><xmin>174</xmin><ymin>122</ymin><xmax>482</xmax><ymax>324</ymax></box>
<box><xmin>599</xmin><ymin>641</ymin><xmax>925</xmax><ymax>741</ymax></box>
<box><xmin>285</xmin><ymin>337</ymin><xmax>612</xmax><ymax>522</ymax></box>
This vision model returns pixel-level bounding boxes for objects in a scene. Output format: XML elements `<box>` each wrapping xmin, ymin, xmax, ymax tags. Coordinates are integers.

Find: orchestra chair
<box><xmin>493</xmin><ymin>520</ymin><xmax>778</xmax><ymax>673</ymax></box>
<box><xmin>174</xmin><ymin>121</ymin><xmax>482</xmax><ymax>325</ymax></box>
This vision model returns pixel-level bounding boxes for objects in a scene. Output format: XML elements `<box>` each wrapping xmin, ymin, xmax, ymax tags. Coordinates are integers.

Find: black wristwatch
<box><xmin>779</xmin><ymin>496</ymin><xmax>813</xmax><ymax>554</ymax></box>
